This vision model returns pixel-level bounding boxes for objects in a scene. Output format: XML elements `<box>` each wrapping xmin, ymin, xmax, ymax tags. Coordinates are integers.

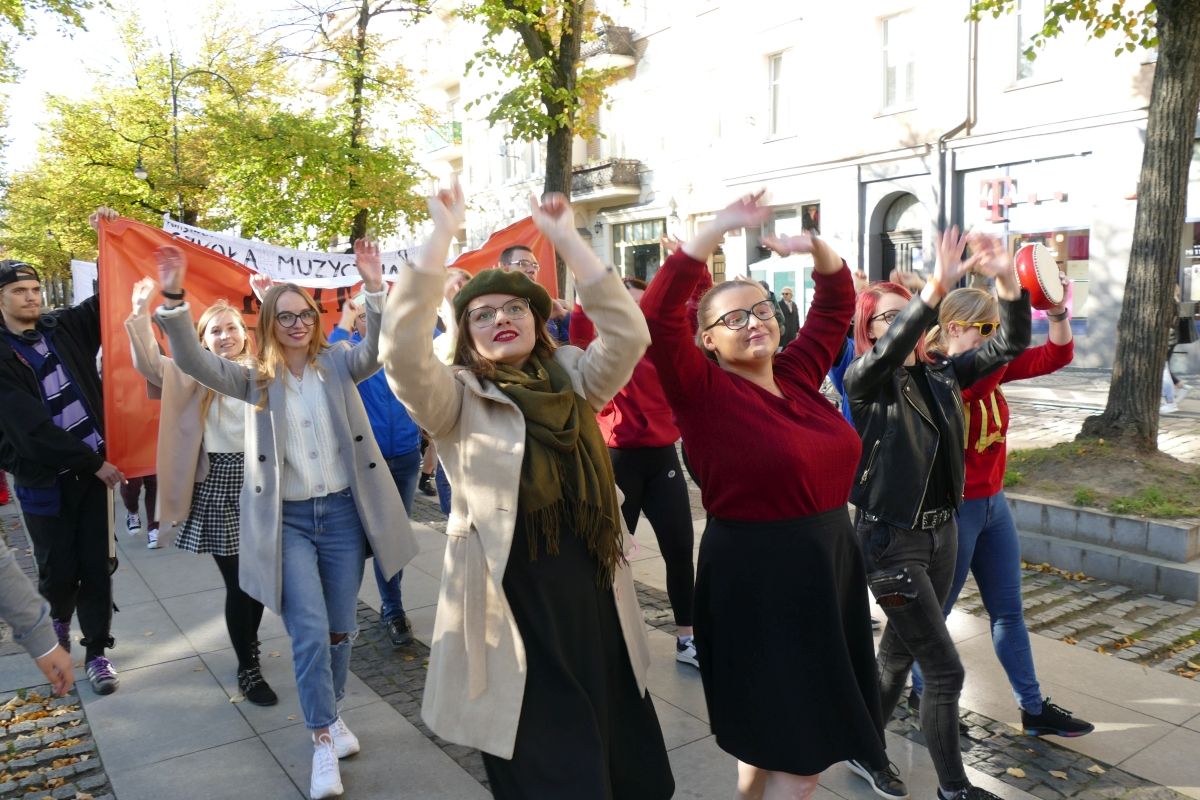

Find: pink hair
<box><xmin>853</xmin><ymin>281</ymin><xmax>932</xmax><ymax>363</ymax></box>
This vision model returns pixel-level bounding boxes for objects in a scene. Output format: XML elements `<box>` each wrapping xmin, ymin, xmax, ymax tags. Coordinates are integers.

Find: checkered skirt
<box><xmin>175</xmin><ymin>452</ymin><xmax>244</xmax><ymax>556</ymax></box>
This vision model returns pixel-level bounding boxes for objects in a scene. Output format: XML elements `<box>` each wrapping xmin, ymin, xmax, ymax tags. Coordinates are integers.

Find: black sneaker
<box><xmin>846</xmin><ymin>758</ymin><xmax>909</xmax><ymax>799</ymax></box>
<box><xmin>85</xmin><ymin>656</ymin><xmax>119</xmax><ymax>695</ymax></box>
<box><xmin>1022</xmin><ymin>697</ymin><xmax>1094</xmax><ymax>737</ymax></box>
<box><xmin>385</xmin><ymin>614</ymin><xmax>413</xmax><ymax>647</ymax></box>
<box><xmin>418</xmin><ymin>473</ymin><xmax>437</xmax><ymax>497</ymax></box>
<box><xmin>939</xmin><ymin>785</ymin><xmax>1002</xmax><ymax>800</ymax></box>
<box><xmin>237</xmin><ymin>664</ymin><xmax>279</xmax><ymax>706</ymax></box>
<box><xmin>905</xmin><ymin>690</ymin><xmax>970</xmax><ymax>736</ymax></box>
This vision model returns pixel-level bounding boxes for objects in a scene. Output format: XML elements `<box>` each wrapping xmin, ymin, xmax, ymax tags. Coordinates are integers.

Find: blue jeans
<box><xmin>435</xmin><ymin>462</ymin><xmax>451</xmax><ymax>515</ymax></box>
<box><xmin>373</xmin><ymin>450</ymin><xmax>420</xmax><ymax>622</ymax></box>
<box><xmin>911</xmin><ymin>491</ymin><xmax>1043</xmax><ymax>712</ymax></box>
<box><xmin>280</xmin><ymin>489</ymin><xmax>367</xmax><ymax>730</ymax></box>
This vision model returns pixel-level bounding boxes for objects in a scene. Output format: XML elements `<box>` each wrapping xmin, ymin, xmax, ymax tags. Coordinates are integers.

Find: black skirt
<box><xmin>481</xmin><ymin>524</ymin><xmax>675</xmax><ymax>800</ymax></box>
<box><xmin>695</xmin><ymin>506</ymin><xmax>887</xmax><ymax>775</ymax></box>
<box><xmin>175</xmin><ymin>452</ymin><xmax>243</xmax><ymax>556</ymax></box>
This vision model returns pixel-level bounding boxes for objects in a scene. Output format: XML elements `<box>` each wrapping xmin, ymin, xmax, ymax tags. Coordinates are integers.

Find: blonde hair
<box><xmin>694</xmin><ymin>280</ymin><xmax>771</xmax><ymax>361</ymax></box>
<box><xmin>254</xmin><ymin>284</ymin><xmax>328</xmax><ymax>409</ymax></box>
<box><xmin>927</xmin><ymin>288</ymin><xmax>998</xmax><ymax>352</ymax></box>
<box><xmin>195</xmin><ymin>301</ymin><xmax>253</xmax><ymax>422</ymax></box>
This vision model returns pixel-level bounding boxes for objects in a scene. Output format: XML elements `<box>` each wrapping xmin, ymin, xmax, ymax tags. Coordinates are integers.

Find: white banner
<box><xmin>161</xmin><ymin>217</ymin><xmax>423</xmax><ymax>288</ymax></box>
<box><xmin>71</xmin><ymin>259</ymin><xmax>98</xmax><ymax>304</ymax></box>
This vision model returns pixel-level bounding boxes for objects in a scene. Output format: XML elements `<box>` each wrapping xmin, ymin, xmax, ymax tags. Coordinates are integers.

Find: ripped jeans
<box><xmin>856</xmin><ymin>512</ymin><xmax>968</xmax><ymax>792</ymax></box>
<box><xmin>281</xmin><ymin>489</ymin><xmax>367</xmax><ymax>730</ymax></box>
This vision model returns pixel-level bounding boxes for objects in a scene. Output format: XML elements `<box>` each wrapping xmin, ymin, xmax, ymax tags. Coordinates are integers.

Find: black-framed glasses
<box><xmin>467</xmin><ymin>298</ymin><xmax>531</xmax><ymax>328</ymax></box>
<box><xmin>955</xmin><ymin>320</ymin><xmax>999</xmax><ymax>337</ymax></box>
<box><xmin>704</xmin><ymin>299</ymin><xmax>779</xmax><ymax>331</ymax></box>
<box><xmin>868</xmin><ymin>309</ymin><xmax>901</xmax><ymax>326</ymax></box>
<box><xmin>275</xmin><ymin>309</ymin><xmax>319</xmax><ymax>328</ymax></box>
<box><xmin>507</xmin><ymin>259</ymin><xmax>539</xmax><ymax>271</ymax></box>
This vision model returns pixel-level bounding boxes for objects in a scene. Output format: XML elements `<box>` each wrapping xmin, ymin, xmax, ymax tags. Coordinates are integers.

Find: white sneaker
<box><xmin>125</xmin><ymin>512</ymin><xmax>141</xmax><ymax>535</ymax></box>
<box><xmin>1176</xmin><ymin>386</ymin><xmax>1189</xmax><ymax>403</ymax></box>
<box><xmin>146</xmin><ymin>528</ymin><xmax>160</xmax><ymax>549</ymax></box>
<box><xmin>1161</xmin><ymin>402</ymin><xmax>1179</xmax><ymax>414</ymax></box>
<box><xmin>329</xmin><ymin>716</ymin><xmax>360</xmax><ymax>759</ymax></box>
<box><xmin>309</xmin><ymin>734</ymin><xmax>343</xmax><ymax>799</ymax></box>
<box><xmin>675</xmin><ymin>636</ymin><xmax>699</xmax><ymax>668</ymax></box>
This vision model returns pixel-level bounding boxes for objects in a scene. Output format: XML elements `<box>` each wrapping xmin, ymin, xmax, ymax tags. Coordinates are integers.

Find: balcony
<box><xmin>571</xmin><ymin>158</ymin><xmax>642</xmax><ymax>203</ymax></box>
<box><xmin>580</xmin><ymin>25</ymin><xmax>637</xmax><ymax>71</ymax></box>
<box><xmin>425</xmin><ymin>122</ymin><xmax>463</xmax><ymax>161</ymax></box>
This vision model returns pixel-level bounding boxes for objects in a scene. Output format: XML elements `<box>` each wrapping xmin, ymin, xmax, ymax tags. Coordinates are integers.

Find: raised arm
<box><xmin>344</xmin><ymin>238</ymin><xmax>386</xmax><ymax>383</ymax></box>
<box><xmin>379</xmin><ymin>185</ymin><xmax>465</xmax><ymax>438</ymax></box>
<box><xmin>153</xmin><ymin>245</ymin><xmax>255</xmax><ymax>402</ymax></box>
<box><xmin>125</xmin><ymin>277</ymin><xmax>167</xmax><ymax>387</ymax></box>
<box><xmin>947</xmin><ymin>234</ymin><xmax>1031</xmax><ymax>389</ymax></box>
<box><xmin>529</xmin><ymin>193</ymin><xmax>648</xmax><ymax>409</ymax></box>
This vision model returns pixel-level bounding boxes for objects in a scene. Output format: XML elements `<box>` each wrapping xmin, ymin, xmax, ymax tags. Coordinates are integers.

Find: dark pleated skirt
<box><xmin>481</xmin><ymin>524</ymin><xmax>675</xmax><ymax>800</ymax></box>
<box><xmin>695</xmin><ymin>505</ymin><xmax>887</xmax><ymax>775</ymax></box>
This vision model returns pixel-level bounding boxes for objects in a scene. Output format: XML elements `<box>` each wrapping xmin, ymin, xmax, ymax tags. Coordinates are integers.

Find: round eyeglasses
<box><xmin>868</xmin><ymin>309</ymin><xmax>901</xmax><ymax>326</ymax></box>
<box><xmin>704</xmin><ymin>299</ymin><xmax>779</xmax><ymax>331</ymax></box>
<box><xmin>467</xmin><ymin>298</ymin><xmax>531</xmax><ymax>328</ymax></box>
<box><xmin>275</xmin><ymin>309</ymin><xmax>319</xmax><ymax>328</ymax></box>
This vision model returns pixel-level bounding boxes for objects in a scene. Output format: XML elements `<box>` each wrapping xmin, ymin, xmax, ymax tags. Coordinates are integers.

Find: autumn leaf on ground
<box><xmin>1186</xmin><ymin>660</ymin><xmax>1200</xmax><ymax>670</ymax></box>
<box><xmin>1006</xmin><ymin>767</ymin><xmax>1026</xmax><ymax>778</ymax></box>
<box><xmin>1087</xmin><ymin>764</ymin><xmax>1106</xmax><ymax>774</ymax></box>
<box><xmin>1049</xmin><ymin>770</ymin><xmax>1068</xmax><ymax>780</ymax></box>
<box><xmin>1113</xmin><ymin>636</ymin><xmax>1136</xmax><ymax>650</ymax></box>
<box><xmin>1096</xmin><ymin>646</ymin><xmax>1108</xmax><ymax>655</ymax></box>
<box><xmin>1063</xmin><ymin>635</ymin><xmax>1078</xmax><ymax>645</ymax></box>
<box><xmin>229</xmin><ymin>695</ymin><xmax>244</xmax><ymax>704</ymax></box>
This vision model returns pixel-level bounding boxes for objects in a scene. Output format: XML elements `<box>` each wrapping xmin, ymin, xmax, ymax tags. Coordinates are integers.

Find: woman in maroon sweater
<box><xmin>640</xmin><ymin>193</ymin><xmax>889</xmax><ymax>800</ymax></box>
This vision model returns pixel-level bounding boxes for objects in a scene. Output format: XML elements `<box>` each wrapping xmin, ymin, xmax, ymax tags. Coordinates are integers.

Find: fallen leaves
<box><xmin>1063</xmin><ymin>635</ymin><xmax>1078</xmax><ymax>645</ymax></box>
<box><xmin>1087</xmin><ymin>764</ymin><xmax>1106</xmax><ymax>775</ymax></box>
<box><xmin>1112</xmin><ymin>636</ymin><xmax>1139</xmax><ymax>650</ymax></box>
<box><xmin>229</xmin><ymin>695</ymin><xmax>244</xmax><ymax>704</ymax></box>
<box><xmin>1049</xmin><ymin>770</ymin><xmax>1068</xmax><ymax>780</ymax></box>
<box><xmin>1023</xmin><ymin>562</ymin><xmax>1092</xmax><ymax>582</ymax></box>
<box><xmin>1005</xmin><ymin>767</ymin><xmax>1026</xmax><ymax>778</ymax></box>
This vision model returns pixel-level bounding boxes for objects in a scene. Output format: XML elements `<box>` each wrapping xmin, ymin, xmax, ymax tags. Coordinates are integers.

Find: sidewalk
<box><xmin>1</xmin><ymin>368</ymin><xmax>1198</xmax><ymax>799</ymax></box>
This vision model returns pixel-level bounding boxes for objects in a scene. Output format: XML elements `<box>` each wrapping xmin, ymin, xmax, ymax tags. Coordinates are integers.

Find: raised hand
<box><xmin>130</xmin><ymin>277</ymin><xmax>156</xmax><ymax>316</ymax></box>
<box><xmin>660</xmin><ymin>235</ymin><xmax>685</xmax><ymax>256</ymax></box>
<box><xmin>155</xmin><ymin>245</ymin><xmax>187</xmax><ymax>300</ymax></box>
<box><xmin>88</xmin><ymin>207</ymin><xmax>119</xmax><ymax>232</ymax></box>
<box><xmin>965</xmin><ymin>232</ymin><xmax>1020</xmax><ymax>298</ymax></box>
<box><xmin>852</xmin><ymin>268</ymin><xmax>870</xmax><ymax>294</ymax></box>
<box><xmin>529</xmin><ymin>192</ymin><xmax>577</xmax><ymax>245</ymax></box>
<box><xmin>714</xmin><ymin>191</ymin><xmax>771</xmax><ymax>233</ymax></box>
<box><xmin>249</xmin><ymin>273</ymin><xmax>275</xmax><ymax>302</ymax></box>
<box><xmin>930</xmin><ymin>227</ymin><xmax>974</xmax><ymax>294</ymax></box>
<box><xmin>761</xmin><ymin>232</ymin><xmax>815</xmax><ymax>257</ymax></box>
<box><xmin>428</xmin><ymin>180</ymin><xmax>466</xmax><ymax>233</ymax></box>
<box><xmin>353</xmin><ymin>237</ymin><xmax>384</xmax><ymax>292</ymax></box>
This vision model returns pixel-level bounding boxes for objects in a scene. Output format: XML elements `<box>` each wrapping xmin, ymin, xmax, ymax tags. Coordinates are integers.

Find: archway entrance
<box><xmin>879</xmin><ymin>194</ymin><xmax>928</xmax><ymax>277</ymax></box>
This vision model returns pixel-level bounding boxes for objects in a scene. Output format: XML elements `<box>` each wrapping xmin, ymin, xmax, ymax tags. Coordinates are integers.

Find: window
<box><xmin>613</xmin><ymin>219</ymin><xmax>666</xmax><ymax>282</ymax></box>
<box><xmin>768</xmin><ymin>52</ymin><xmax>789</xmax><ymax>137</ymax></box>
<box><xmin>882</xmin><ymin>13</ymin><xmax>916</xmax><ymax>109</ymax></box>
<box><xmin>1016</xmin><ymin>0</ymin><xmax>1044</xmax><ymax>81</ymax></box>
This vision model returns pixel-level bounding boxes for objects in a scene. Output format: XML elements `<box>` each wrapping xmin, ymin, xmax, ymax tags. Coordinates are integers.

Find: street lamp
<box><xmin>167</xmin><ymin>51</ymin><xmax>241</xmax><ymax>221</ymax></box>
<box><xmin>130</xmin><ymin>134</ymin><xmax>169</xmax><ymax>182</ymax></box>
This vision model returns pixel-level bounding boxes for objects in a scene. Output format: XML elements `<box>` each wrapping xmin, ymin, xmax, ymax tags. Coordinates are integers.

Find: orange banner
<box><xmin>97</xmin><ymin>218</ymin><xmax>355</xmax><ymax>479</ymax></box>
<box><xmin>451</xmin><ymin>217</ymin><xmax>558</xmax><ymax>296</ymax></box>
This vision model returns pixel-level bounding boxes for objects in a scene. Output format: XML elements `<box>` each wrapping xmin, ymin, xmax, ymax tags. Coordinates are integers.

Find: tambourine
<box><xmin>1014</xmin><ymin>243</ymin><xmax>1065</xmax><ymax>310</ymax></box>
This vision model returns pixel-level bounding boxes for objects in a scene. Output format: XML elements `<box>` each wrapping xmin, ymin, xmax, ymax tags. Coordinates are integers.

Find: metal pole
<box><xmin>170</xmin><ymin>51</ymin><xmax>183</xmax><ymax>222</ymax></box>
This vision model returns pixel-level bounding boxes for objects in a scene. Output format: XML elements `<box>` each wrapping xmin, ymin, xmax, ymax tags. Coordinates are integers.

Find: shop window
<box><xmin>882</xmin><ymin>13</ymin><xmax>917</xmax><ymax>110</ymax></box>
<box><xmin>613</xmin><ymin>219</ymin><xmax>666</xmax><ymax>282</ymax></box>
<box><xmin>1009</xmin><ymin>228</ymin><xmax>1089</xmax><ymax>322</ymax></box>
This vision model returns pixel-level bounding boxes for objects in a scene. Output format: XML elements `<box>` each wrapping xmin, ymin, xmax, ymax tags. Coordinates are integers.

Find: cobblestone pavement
<box><xmin>0</xmin><ymin>506</ymin><xmax>116</xmax><ymax>800</ymax></box>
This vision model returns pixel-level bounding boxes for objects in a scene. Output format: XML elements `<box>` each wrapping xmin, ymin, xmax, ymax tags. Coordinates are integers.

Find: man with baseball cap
<box><xmin>0</xmin><ymin>246</ymin><xmax>124</xmax><ymax>695</ymax></box>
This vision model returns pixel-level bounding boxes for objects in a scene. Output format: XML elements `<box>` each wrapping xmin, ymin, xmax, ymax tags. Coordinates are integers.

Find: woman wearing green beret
<box><xmin>380</xmin><ymin>184</ymin><xmax>674</xmax><ymax>799</ymax></box>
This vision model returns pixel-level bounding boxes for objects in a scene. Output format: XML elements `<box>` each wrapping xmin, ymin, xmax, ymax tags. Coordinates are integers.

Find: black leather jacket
<box><xmin>844</xmin><ymin>290</ymin><xmax>1031</xmax><ymax>530</ymax></box>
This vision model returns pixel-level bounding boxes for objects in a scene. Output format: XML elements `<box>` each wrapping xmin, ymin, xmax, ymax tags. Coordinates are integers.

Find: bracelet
<box><xmin>161</xmin><ymin>289</ymin><xmax>185</xmax><ymax>301</ymax></box>
<box><xmin>1046</xmin><ymin>309</ymin><xmax>1069</xmax><ymax>321</ymax></box>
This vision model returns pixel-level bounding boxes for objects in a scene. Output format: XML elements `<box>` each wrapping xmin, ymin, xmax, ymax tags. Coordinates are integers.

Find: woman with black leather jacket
<box><xmin>843</xmin><ymin>230</ymin><xmax>1030</xmax><ymax>800</ymax></box>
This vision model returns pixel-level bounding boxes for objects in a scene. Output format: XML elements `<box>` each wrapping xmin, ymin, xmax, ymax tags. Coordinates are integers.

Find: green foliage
<box><xmin>1004</xmin><ymin>468</ymin><xmax>1024</xmax><ymax>488</ymax></box>
<box><xmin>1072</xmin><ymin>487</ymin><xmax>1097</xmax><ymax>506</ymax></box>
<box><xmin>969</xmin><ymin>0</ymin><xmax>1159</xmax><ymax>59</ymax></box>
<box><xmin>459</xmin><ymin>0</ymin><xmax>619</xmax><ymax>144</ymax></box>
<box><xmin>1107</xmin><ymin>486</ymin><xmax>1195</xmax><ymax>518</ymax></box>
<box><xmin>0</xmin><ymin>8</ymin><xmax>425</xmax><ymax>275</ymax></box>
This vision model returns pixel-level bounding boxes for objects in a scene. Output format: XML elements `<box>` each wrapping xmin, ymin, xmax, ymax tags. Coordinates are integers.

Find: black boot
<box><xmin>238</xmin><ymin>642</ymin><xmax>278</xmax><ymax>706</ymax></box>
<box><xmin>418</xmin><ymin>472</ymin><xmax>437</xmax><ymax>496</ymax></box>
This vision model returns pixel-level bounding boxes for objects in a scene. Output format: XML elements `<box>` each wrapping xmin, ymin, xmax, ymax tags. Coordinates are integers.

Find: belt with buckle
<box><xmin>918</xmin><ymin>507</ymin><xmax>953</xmax><ymax>530</ymax></box>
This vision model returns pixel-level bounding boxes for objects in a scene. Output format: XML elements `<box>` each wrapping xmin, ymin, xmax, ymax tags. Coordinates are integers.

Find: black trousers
<box><xmin>23</xmin><ymin>474</ymin><xmax>113</xmax><ymax>657</ymax></box>
<box><xmin>608</xmin><ymin>445</ymin><xmax>695</xmax><ymax>627</ymax></box>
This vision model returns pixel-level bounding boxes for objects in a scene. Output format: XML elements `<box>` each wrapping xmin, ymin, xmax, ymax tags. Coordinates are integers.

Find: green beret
<box><xmin>452</xmin><ymin>268</ymin><xmax>552</xmax><ymax>321</ymax></box>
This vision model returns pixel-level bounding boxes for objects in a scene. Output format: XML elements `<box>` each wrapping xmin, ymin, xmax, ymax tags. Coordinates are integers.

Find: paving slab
<box><xmin>1119</xmin><ymin>726</ymin><xmax>1200</xmax><ymax>799</ymax></box>
<box><xmin>159</xmin><ymin>585</ymin><xmax>287</xmax><ymax>655</ymax></box>
<box><xmin>109</xmin><ymin>736</ymin><xmax>303</xmax><ymax>800</ymax></box>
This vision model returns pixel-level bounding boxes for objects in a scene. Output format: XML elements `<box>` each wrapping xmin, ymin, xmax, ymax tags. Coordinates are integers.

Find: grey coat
<box><xmin>0</xmin><ymin>538</ymin><xmax>56</xmax><ymax>658</ymax></box>
<box><xmin>154</xmin><ymin>296</ymin><xmax>418</xmax><ymax>613</ymax></box>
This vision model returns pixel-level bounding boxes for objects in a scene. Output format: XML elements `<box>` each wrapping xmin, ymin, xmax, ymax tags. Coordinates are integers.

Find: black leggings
<box><xmin>608</xmin><ymin>446</ymin><xmax>695</xmax><ymax>628</ymax></box>
<box><xmin>212</xmin><ymin>554</ymin><xmax>266</xmax><ymax>671</ymax></box>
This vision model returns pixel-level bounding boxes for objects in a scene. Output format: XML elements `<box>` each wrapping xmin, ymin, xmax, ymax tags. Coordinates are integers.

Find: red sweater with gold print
<box><xmin>962</xmin><ymin>339</ymin><xmax>1073</xmax><ymax>500</ymax></box>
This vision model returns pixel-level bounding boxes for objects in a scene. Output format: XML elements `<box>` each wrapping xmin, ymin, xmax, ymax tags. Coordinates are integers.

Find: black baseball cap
<box><xmin>0</xmin><ymin>261</ymin><xmax>41</xmax><ymax>288</ymax></box>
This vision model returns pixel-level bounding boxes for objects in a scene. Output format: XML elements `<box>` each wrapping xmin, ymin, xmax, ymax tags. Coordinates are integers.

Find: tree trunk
<box><xmin>544</xmin><ymin>123</ymin><xmax>574</xmax><ymax>293</ymax></box>
<box><xmin>1080</xmin><ymin>0</ymin><xmax>1200</xmax><ymax>449</ymax></box>
<box><xmin>348</xmin><ymin>0</ymin><xmax>370</xmax><ymax>244</ymax></box>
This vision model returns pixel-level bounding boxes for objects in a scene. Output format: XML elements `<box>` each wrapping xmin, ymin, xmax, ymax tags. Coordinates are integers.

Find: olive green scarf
<box><xmin>492</xmin><ymin>354</ymin><xmax>624</xmax><ymax>584</ymax></box>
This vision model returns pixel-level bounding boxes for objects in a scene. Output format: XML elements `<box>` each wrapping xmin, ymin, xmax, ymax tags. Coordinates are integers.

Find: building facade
<box><xmin>403</xmin><ymin>0</ymin><xmax>1200</xmax><ymax>372</ymax></box>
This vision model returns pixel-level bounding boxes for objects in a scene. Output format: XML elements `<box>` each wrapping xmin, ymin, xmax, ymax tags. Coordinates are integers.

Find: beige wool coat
<box><xmin>154</xmin><ymin>297</ymin><xmax>418</xmax><ymax>614</ymax></box>
<box><xmin>379</xmin><ymin>265</ymin><xmax>653</xmax><ymax>759</ymax></box>
<box><xmin>125</xmin><ymin>311</ymin><xmax>217</xmax><ymax>530</ymax></box>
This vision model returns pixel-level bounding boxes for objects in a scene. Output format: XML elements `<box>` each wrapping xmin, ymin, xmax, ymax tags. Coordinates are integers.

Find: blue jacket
<box><xmin>828</xmin><ymin>337</ymin><xmax>855</xmax><ymax>425</ymax></box>
<box><xmin>330</xmin><ymin>328</ymin><xmax>421</xmax><ymax>458</ymax></box>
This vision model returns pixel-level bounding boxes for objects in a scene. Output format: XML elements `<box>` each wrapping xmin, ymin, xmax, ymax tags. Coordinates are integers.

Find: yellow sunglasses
<box><xmin>954</xmin><ymin>320</ymin><xmax>1000</xmax><ymax>337</ymax></box>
